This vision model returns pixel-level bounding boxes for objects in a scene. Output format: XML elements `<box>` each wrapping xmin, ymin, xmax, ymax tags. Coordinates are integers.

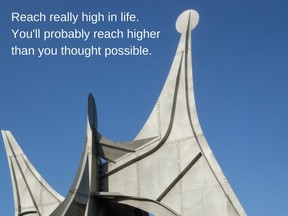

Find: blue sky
<box><xmin>1</xmin><ymin>0</ymin><xmax>288</xmax><ymax>215</ymax></box>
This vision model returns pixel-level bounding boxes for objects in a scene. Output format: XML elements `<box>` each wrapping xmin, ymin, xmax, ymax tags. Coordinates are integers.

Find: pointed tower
<box><xmin>2</xmin><ymin>9</ymin><xmax>246</xmax><ymax>216</ymax></box>
<box><xmin>98</xmin><ymin>10</ymin><xmax>247</xmax><ymax>216</ymax></box>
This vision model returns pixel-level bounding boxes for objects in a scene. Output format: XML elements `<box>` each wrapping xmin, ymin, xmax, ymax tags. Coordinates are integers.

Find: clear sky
<box><xmin>1</xmin><ymin>0</ymin><xmax>287</xmax><ymax>215</ymax></box>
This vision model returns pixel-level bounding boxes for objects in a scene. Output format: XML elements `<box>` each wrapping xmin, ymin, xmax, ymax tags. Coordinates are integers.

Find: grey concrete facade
<box><xmin>2</xmin><ymin>10</ymin><xmax>246</xmax><ymax>216</ymax></box>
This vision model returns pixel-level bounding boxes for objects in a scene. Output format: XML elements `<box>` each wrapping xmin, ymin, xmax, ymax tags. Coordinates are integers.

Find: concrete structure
<box><xmin>2</xmin><ymin>10</ymin><xmax>246</xmax><ymax>216</ymax></box>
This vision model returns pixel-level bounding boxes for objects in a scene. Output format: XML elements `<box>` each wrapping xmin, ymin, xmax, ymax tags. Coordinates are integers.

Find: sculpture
<box><xmin>2</xmin><ymin>10</ymin><xmax>246</xmax><ymax>216</ymax></box>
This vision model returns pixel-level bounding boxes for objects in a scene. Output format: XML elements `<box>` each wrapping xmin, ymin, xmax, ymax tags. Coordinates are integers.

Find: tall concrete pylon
<box><xmin>2</xmin><ymin>9</ymin><xmax>246</xmax><ymax>216</ymax></box>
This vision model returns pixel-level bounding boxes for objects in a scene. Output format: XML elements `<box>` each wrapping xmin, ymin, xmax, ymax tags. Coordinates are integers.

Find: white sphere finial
<box><xmin>176</xmin><ymin>10</ymin><xmax>199</xmax><ymax>33</ymax></box>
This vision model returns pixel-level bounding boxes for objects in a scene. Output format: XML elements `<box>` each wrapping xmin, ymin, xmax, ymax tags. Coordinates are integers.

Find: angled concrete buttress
<box><xmin>2</xmin><ymin>9</ymin><xmax>247</xmax><ymax>216</ymax></box>
<box><xmin>2</xmin><ymin>131</ymin><xmax>64</xmax><ymax>215</ymax></box>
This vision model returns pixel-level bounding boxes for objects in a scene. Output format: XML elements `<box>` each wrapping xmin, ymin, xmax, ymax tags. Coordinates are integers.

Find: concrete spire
<box><xmin>100</xmin><ymin>10</ymin><xmax>247</xmax><ymax>216</ymax></box>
